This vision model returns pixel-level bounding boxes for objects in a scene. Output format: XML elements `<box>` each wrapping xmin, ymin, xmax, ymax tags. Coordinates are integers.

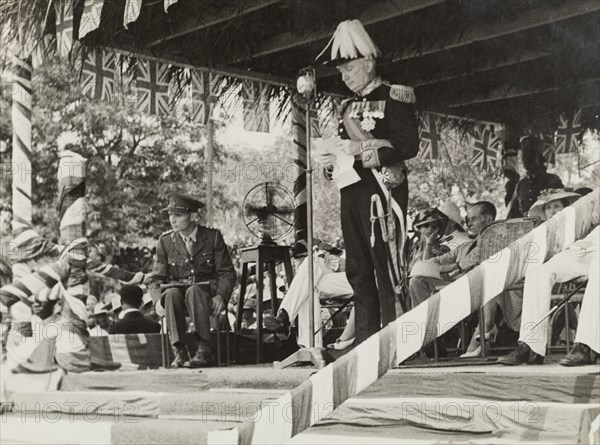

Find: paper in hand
<box><xmin>312</xmin><ymin>138</ymin><xmax>360</xmax><ymax>190</ymax></box>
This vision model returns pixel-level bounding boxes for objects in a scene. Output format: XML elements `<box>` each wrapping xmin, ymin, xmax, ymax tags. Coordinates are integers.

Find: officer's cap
<box><xmin>161</xmin><ymin>193</ymin><xmax>204</xmax><ymax>213</ymax></box>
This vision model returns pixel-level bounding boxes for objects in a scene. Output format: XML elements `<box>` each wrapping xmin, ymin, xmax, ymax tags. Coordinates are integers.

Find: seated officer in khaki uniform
<box><xmin>148</xmin><ymin>193</ymin><xmax>236</xmax><ymax>367</ymax></box>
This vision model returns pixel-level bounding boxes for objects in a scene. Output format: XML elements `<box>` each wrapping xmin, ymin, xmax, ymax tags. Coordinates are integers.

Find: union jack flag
<box><xmin>81</xmin><ymin>49</ymin><xmax>115</xmax><ymax>101</ymax></box>
<box><xmin>190</xmin><ymin>70</ymin><xmax>221</xmax><ymax>124</ymax></box>
<box><xmin>79</xmin><ymin>0</ymin><xmax>104</xmax><ymax>38</ymax></box>
<box><xmin>136</xmin><ymin>59</ymin><xmax>169</xmax><ymax>115</ymax></box>
<box><xmin>55</xmin><ymin>0</ymin><xmax>74</xmax><ymax>59</ymax></box>
<box><xmin>243</xmin><ymin>81</ymin><xmax>270</xmax><ymax>133</ymax></box>
<box><xmin>418</xmin><ymin>113</ymin><xmax>440</xmax><ymax>160</ymax></box>
<box><xmin>472</xmin><ymin>124</ymin><xmax>501</xmax><ymax>171</ymax></box>
<box><xmin>542</xmin><ymin>133</ymin><xmax>556</xmax><ymax>165</ymax></box>
<box><xmin>555</xmin><ymin>109</ymin><xmax>582</xmax><ymax>154</ymax></box>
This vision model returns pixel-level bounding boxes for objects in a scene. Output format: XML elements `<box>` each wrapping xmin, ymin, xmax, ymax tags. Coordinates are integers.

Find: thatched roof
<box><xmin>2</xmin><ymin>0</ymin><xmax>599</xmax><ymax>128</ymax></box>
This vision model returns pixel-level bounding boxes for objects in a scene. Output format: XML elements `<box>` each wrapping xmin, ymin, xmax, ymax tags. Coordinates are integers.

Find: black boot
<box><xmin>560</xmin><ymin>343</ymin><xmax>597</xmax><ymax>366</ymax></box>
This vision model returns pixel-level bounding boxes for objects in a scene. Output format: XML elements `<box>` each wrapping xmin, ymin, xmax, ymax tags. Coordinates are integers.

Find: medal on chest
<box><xmin>347</xmin><ymin>100</ymin><xmax>386</xmax><ymax>132</ymax></box>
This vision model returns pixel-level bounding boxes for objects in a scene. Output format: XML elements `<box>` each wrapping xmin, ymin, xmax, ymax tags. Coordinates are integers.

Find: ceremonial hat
<box><xmin>316</xmin><ymin>19</ymin><xmax>380</xmax><ymax>66</ymax></box>
<box><xmin>161</xmin><ymin>192</ymin><xmax>204</xmax><ymax>213</ymax></box>
<box><xmin>528</xmin><ymin>189</ymin><xmax>580</xmax><ymax>220</ymax></box>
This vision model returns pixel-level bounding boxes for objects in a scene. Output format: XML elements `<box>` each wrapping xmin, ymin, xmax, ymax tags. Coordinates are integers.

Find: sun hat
<box><xmin>528</xmin><ymin>189</ymin><xmax>580</xmax><ymax>220</ymax></box>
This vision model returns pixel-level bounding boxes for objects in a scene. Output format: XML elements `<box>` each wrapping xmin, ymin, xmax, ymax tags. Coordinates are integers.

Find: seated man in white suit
<box><xmin>499</xmin><ymin>223</ymin><xmax>599</xmax><ymax>366</ymax></box>
<box><xmin>264</xmin><ymin>243</ymin><xmax>353</xmax><ymax>348</ymax></box>
<box><xmin>560</xmin><ymin>248</ymin><xmax>599</xmax><ymax>366</ymax></box>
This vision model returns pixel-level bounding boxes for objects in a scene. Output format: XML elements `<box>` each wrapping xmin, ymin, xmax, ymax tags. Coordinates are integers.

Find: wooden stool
<box><xmin>234</xmin><ymin>244</ymin><xmax>294</xmax><ymax>363</ymax></box>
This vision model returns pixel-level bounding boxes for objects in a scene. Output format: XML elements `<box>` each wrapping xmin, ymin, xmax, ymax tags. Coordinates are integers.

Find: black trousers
<box><xmin>340</xmin><ymin>167</ymin><xmax>408</xmax><ymax>344</ymax></box>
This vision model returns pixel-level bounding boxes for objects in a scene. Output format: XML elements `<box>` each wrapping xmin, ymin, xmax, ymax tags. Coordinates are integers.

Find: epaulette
<box><xmin>160</xmin><ymin>229</ymin><xmax>174</xmax><ymax>237</ymax></box>
<box><xmin>384</xmin><ymin>82</ymin><xmax>416</xmax><ymax>104</ymax></box>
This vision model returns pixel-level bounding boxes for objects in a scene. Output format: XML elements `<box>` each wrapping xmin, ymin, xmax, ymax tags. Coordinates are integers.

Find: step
<box><xmin>0</xmin><ymin>415</ymin><xmax>244</xmax><ymax>445</ymax></box>
<box><xmin>59</xmin><ymin>366</ymin><xmax>314</xmax><ymax>393</ymax></box>
<box><xmin>8</xmin><ymin>388</ymin><xmax>285</xmax><ymax>420</ymax></box>
<box><xmin>291</xmin><ymin>397</ymin><xmax>600</xmax><ymax>445</ymax></box>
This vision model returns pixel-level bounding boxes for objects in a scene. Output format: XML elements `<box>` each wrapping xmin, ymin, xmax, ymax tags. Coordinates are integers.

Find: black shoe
<box><xmin>560</xmin><ymin>343</ymin><xmax>597</xmax><ymax>367</ymax></box>
<box><xmin>171</xmin><ymin>344</ymin><xmax>188</xmax><ymax>368</ymax></box>
<box><xmin>263</xmin><ymin>310</ymin><xmax>290</xmax><ymax>333</ymax></box>
<box><xmin>189</xmin><ymin>346</ymin><xmax>215</xmax><ymax>368</ymax></box>
<box><xmin>497</xmin><ymin>342</ymin><xmax>544</xmax><ymax>366</ymax></box>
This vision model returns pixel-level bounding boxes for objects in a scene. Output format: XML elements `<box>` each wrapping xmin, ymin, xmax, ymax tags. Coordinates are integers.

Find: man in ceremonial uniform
<box><xmin>315</xmin><ymin>20</ymin><xmax>419</xmax><ymax>344</ymax></box>
<box><xmin>148</xmin><ymin>193</ymin><xmax>236</xmax><ymax>367</ymax></box>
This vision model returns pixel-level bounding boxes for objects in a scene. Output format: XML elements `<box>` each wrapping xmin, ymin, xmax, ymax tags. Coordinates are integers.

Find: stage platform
<box><xmin>1</xmin><ymin>360</ymin><xmax>599</xmax><ymax>444</ymax></box>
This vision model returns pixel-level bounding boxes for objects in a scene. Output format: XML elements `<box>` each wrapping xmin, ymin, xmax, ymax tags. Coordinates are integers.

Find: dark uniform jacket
<box><xmin>338</xmin><ymin>79</ymin><xmax>420</xmax><ymax>171</ymax></box>
<box><xmin>148</xmin><ymin>225</ymin><xmax>236</xmax><ymax>304</ymax></box>
<box><xmin>108</xmin><ymin>310</ymin><xmax>161</xmax><ymax>335</ymax></box>
<box><xmin>507</xmin><ymin>172</ymin><xmax>564</xmax><ymax>218</ymax></box>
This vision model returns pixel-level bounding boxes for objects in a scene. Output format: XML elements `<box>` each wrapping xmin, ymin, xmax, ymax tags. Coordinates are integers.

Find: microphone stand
<box><xmin>275</xmin><ymin>68</ymin><xmax>325</xmax><ymax>369</ymax></box>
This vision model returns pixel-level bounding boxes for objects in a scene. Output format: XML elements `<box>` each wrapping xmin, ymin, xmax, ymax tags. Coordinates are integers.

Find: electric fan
<box><xmin>242</xmin><ymin>182</ymin><xmax>295</xmax><ymax>245</ymax></box>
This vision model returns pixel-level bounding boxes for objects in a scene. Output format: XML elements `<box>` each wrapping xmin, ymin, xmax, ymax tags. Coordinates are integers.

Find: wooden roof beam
<box><xmin>316</xmin><ymin>0</ymin><xmax>600</xmax><ymax>80</ymax></box>
<box><xmin>414</xmin><ymin>42</ymin><xmax>598</xmax><ymax>87</ymax></box>
<box><xmin>444</xmin><ymin>78</ymin><xmax>600</xmax><ymax>109</ymax></box>
<box><xmin>108</xmin><ymin>44</ymin><xmax>295</xmax><ymax>87</ymax></box>
<box><xmin>412</xmin><ymin>49</ymin><xmax>551</xmax><ymax>87</ymax></box>
<box><xmin>147</xmin><ymin>0</ymin><xmax>282</xmax><ymax>48</ymax></box>
<box><xmin>391</xmin><ymin>0</ymin><xmax>600</xmax><ymax>63</ymax></box>
<box><xmin>226</xmin><ymin>0</ymin><xmax>445</xmax><ymax>64</ymax></box>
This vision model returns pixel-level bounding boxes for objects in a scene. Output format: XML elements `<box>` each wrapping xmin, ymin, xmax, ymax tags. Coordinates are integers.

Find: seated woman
<box><xmin>408</xmin><ymin>208</ymin><xmax>452</xmax><ymax>274</ymax></box>
<box><xmin>528</xmin><ymin>188</ymin><xmax>581</xmax><ymax>221</ymax></box>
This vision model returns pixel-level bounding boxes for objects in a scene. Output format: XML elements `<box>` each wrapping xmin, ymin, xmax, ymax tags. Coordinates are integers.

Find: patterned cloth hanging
<box><xmin>81</xmin><ymin>48</ymin><xmax>116</xmax><ymax>101</ymax></box>
<box><xmin>242</xmin><ymin>81</ymin><xmax>270</xmax><ymax>133</ymax></box>
<box><xmin>472</xmin><ymin>124</ymin><xmax>501</xmax><ymax>171</ymax></box>
<box><xmin>79</xmin><ymin>0</ymin><xmax>104</xmax><ymax>39</ymax></box>
<box><xmin>124</xmin><ymin>0</ymin><xmax>142</xmax><ymax>28</ymax></box>
<box><xmin>555</xmin><ymin>109</ymin><xmax>582</xmax><ymax>154</ymax></box>
<box><xmin>190</xmin><ymin>70</ymin><xmax>220</xmax><ymax>125</ymax></box>
<box><xmin>10</xmin><ymin>56</ymin><xmax>33</xmax><ymax>242</ymax></box>
<box><xmin>54</xmin><ymin>0</ymin><xmax>74</xmax><ymax>59</ymax></box>
<box><xmin>136</xmin><ymin>59</ymin><xmax>170</xmax><ymax>116</ymax></box>
<box><xmin>418</xmin><ymin>113</ymin><xmax>440</xmax><ymax>160</ymax></box>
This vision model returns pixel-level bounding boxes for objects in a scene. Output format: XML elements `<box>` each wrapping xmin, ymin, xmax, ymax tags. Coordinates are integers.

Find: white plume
<box><xmin>317</xmin><ymin>20</ymin><xmax>380</xmax><ymax>62</ymax></box>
